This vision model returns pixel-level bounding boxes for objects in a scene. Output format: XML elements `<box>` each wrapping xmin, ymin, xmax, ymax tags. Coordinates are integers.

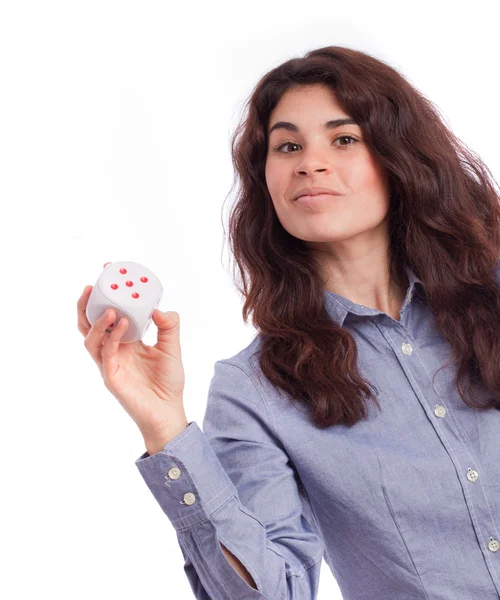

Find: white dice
<box><xmin>86</xmin><ymin>261</ymin><xmax>164</xmax><ymax>343</ymax></box>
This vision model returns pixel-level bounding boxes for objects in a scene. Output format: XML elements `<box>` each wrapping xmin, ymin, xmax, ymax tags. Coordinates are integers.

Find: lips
<box><xmin>293</xmin><ymin>187</ymin><xmax>341</xmax><ymax>201</ymax></box>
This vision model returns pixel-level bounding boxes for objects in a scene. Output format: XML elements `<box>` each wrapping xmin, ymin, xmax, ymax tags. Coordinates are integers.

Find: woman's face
<box><xmin>264</xmin><ymin>84</ymin><xmax>391</xmax><ymax>255</ymax></box>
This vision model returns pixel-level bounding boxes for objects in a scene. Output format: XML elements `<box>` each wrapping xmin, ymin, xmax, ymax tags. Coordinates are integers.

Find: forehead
<box><xmin>268</xmin><ymin>85</ymin><xmax>355</xmax><ymax>133</ymax></box>
<box><xmin>272</xmin><ymin>85</ymin><xmax>342</xmax><ymax>112</ymax></box>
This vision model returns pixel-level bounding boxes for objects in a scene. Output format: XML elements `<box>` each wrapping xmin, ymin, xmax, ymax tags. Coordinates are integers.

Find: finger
<box><xmin>77</xmin><ymin>263</ymin><xmax>111</xmax><ymax>335</ymax></box>
<box><xmin>101</xmin><ymin>316</ymin><xmax>129</xmax><ymax>376</ymax></box>
<box><xmin>84</xmin><ymin>308</ymin><xmax>117</xmax><ymax>367</ymax></box>
<box><xmin>77</xmin><ymin>286</ymin><xmax>94</xmax><ymax>336</ymax></box>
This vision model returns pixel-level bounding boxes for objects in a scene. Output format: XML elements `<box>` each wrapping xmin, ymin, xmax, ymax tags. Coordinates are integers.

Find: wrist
<box><xmin>143</xmin><ymin>417</ymin><xmax>189</xmax><ymax>456</ymax></box>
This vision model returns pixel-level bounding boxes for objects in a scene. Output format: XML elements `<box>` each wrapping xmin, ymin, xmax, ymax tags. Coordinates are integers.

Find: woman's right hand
<box><xmin>77</xmin><ymin>262</ymin><xmax>188</xmax><ymax>443</ymax></box>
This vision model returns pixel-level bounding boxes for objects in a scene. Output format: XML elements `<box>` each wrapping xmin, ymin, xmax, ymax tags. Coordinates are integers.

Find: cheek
<box><xmin>265</xmin><ymin>159</ymin><xmax>289</xmax><ymax>197</ymax></box>
<box><xmin>349</xmin><ymin>153</ymin><xmax>389</xmax><ymax>194</ymax></box>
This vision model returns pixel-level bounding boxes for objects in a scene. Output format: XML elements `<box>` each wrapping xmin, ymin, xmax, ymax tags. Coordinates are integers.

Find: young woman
<box><xmin>77</xmin><ymin>46</ymin><xmax>500</xmax><ymax>599</ymax></box>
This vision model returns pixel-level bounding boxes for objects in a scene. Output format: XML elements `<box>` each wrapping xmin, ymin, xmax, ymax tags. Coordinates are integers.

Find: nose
<box><xmin>295</xmin><ymin>164</ymin><xmax>330</xmax><ymax>176</ymax></box>
<box><xmin>294</xmin><ymin>148</ymin><xmax>333</xmax><ymax>176</ymax></box>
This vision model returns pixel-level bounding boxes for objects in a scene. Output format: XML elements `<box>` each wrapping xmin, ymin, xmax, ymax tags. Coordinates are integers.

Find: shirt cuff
<box><xmin>135</xmin><ymin>421</ymin><xmax>238</xmax><ymax>531</ymax></box>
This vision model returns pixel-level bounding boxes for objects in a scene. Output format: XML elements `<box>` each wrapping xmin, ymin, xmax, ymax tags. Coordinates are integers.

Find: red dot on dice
<box><xmin>140</xmin><ymin>276</ymin><xmax>148</xmax><ymax>283</ymax></box>
<box><xmin>120</xmin><ymin>268</ymin><xmax>127</xmax><ymax>274</ymax></box>
<box><xmin>111</xmin><ymin>284</ymin><xmax>118</xmax><ymax>290</ymax></box>
<box><xmin>126</xmin><ymin>281</ymin><xmax>133</xmax><ymax>287</ymax></box>
<box><xmin>132</xmin><ymin>293</ymin><xmax>139</xmax><ymax>299</ymax></box>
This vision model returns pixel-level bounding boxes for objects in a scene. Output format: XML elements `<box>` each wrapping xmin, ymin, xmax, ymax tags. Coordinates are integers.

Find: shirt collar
<box><xmin>323</xmin><ymin>264</ymin><xmax>423</xmax><ymax>327</ymax></box>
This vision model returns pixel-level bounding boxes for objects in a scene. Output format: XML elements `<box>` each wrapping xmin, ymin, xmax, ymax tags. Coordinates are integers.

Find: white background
<box><xmin>1</xmin><ymin>0</ymin><xmax>499</xmax><ymax>598</ymax></box>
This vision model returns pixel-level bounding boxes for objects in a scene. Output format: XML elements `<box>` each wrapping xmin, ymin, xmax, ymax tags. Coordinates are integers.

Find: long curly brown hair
<box><xmin>222</xmin><ymin>45</ymin><xmax>500</xmax><ymax>428</ymax></box>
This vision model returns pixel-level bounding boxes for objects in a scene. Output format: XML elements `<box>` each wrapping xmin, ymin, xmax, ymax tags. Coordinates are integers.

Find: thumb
<box><xmin>152</xmin><ymin>310</ymin><xmax>181</xmax><ymax>352</ymax></box>
<box><xmin>152</xmin><ymin>309</ymin><xmax>178</xmax><ymax>324</ymax></box>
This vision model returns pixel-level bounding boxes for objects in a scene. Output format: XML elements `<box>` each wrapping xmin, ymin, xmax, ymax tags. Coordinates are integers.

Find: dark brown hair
<box><xmin>223</xmin><ymin>45</ymin><xmax>500</xmax><ymax>428</ymax></box>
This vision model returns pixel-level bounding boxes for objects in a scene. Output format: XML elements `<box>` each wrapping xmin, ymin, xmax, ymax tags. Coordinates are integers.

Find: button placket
<box><xmin>391</xmin><ymin>309</ymin><xmax>500</xmax><ymax>573</ymax></box>
<box><xmin>466</xmin><ymin>467</ymin><xmax>479</xmax><ymax>483</ymax></box>
<box><xmin>433</xmin><ymin>402</ymin><xmax>498</xmax><ymax>558</ymax></box>
<box><xmin>402</xmin><ymin>342</ymin><xmax>413</xmax><ymax>355</ymax></box>
<box><xmin>434</xmin><ymin>404</ymin><xmax>446</xmax><ymax>418</ymax></box>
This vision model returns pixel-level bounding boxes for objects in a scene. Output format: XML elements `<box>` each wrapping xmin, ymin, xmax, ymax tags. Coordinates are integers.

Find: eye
<box><xmin>272</xmin><ymin>140</ymin><xmax>300</xmax><ymax>153</ymax></box>
<box><xmin>333</xmin><ymin>135</ymin><xmax>358</xmax><ymax>148</ymax></box>
<box><xmin>271</xmin><ymin>135</ymin><xmax>358</xmax><ymax>154</ymax></box>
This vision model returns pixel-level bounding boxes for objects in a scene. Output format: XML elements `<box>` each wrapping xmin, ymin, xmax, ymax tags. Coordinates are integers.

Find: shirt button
<box><xmin>434</xmin><ymin>404</ymin><xmax>447</xmax><ymax>418</ymax></box>
<box><xmin>402</xmin><ymin>343</ymin><xmax>413</xmax><ymax>355</ymax></box>
<box><xmin>168</xmin><ymin>467</ymin><xmax>181</xmax><ymax>480</ymax></box>
<box><xmin>466</xmin><ymin>467</ymin><xmax>479</xmax><ymax>483</ymax></box>
<box><xmin>488</xmin><ymin>537</ymin><xmax>499</xmax><ymax>552</ymax></box>
<box><xmin>183</xmin><ymin>492</ymin><xmax>196</xmax><ymax>505</ymax></box>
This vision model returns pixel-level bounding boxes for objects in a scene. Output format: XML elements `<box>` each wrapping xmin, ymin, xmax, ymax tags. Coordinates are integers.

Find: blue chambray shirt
<box><xmin>135</xmin><ymin>264</ymin><xmax>500</xmax><ymax>599</ymax></box>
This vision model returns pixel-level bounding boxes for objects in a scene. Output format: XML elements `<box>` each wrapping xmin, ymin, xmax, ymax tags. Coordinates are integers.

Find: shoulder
<box><xmin>215</xmin><ymin>334</ymin><xmax>265</xmax><ymax>383</ymax></box>
<box><xmin>208</xmin><ymin>333</ymin><xmax>285</xmax><ymax>416</ymax></box>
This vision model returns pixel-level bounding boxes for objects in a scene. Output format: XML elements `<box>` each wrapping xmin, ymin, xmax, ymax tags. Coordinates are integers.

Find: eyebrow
<box><xmin>268</xmin><ymin>117</ymin><xmax>358</xmax><ymax>135</ymax></box>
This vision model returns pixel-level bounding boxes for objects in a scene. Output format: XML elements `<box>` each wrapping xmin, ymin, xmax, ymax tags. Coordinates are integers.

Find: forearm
<box><xmin>142</xmin><ymin>420</ymin><xmax>257</xmax><ymax>590</ymax></box>
<box><xmin>220</xmin><ymin>542</ymin><xmax>257</xmax><ymax>589</ymax></box>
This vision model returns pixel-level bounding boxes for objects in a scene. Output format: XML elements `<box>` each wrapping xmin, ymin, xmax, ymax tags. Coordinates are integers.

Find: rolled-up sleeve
<box><xmin>135</xmin><ymin>359</ymin><xmax>325</xmax><ymax>599</ymax></box>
